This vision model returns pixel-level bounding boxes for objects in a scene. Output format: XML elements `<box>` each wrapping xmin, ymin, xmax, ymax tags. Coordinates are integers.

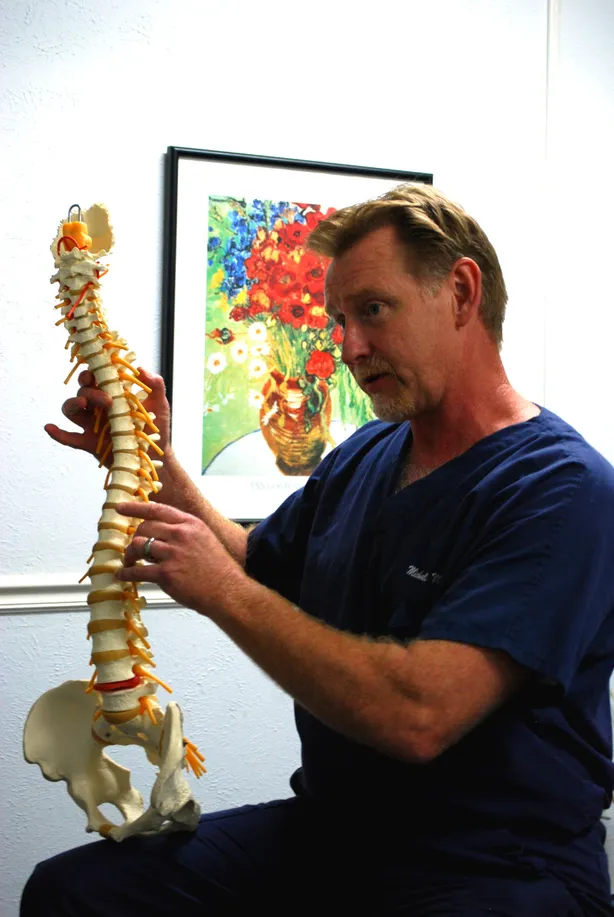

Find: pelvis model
<box><xmin>23</xmin><ymin>204</ymin><xmax>204</xmax><ymax>841</ymax></box>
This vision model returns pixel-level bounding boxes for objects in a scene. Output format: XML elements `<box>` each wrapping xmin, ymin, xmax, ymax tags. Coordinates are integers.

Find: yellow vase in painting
<box><xmin>259</xmin><ymin>370</ymin><xmax>332</xmax><ymax>476</ymax></box>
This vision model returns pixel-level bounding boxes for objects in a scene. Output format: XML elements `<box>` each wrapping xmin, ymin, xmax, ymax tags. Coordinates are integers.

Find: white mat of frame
<box><xmin>0</xmin><ymin>572</ymin><xmax>173</xmax><ymax>615</ymax></box>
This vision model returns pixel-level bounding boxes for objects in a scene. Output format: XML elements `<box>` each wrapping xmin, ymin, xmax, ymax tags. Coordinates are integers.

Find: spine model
<box><xmin>23</xmin><ymin>204</ymin><xmax>204</xmax><ymax>841</ymax></box>
<box><xmin>55</xmin><ymin>209</ymin><xmax>169</xmax><ymax>733</ymax></box>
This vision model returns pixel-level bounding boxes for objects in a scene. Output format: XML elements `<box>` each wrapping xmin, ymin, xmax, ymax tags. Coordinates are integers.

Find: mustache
<box><xmin>354</xmin><ymin>361</ymin><xmax>395</xmax><ymax>384</ymax></box>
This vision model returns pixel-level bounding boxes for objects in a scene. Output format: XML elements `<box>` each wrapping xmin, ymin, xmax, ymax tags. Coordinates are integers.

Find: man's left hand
<box><xmin>115</xmin><ymin>502</ymin><xmax>245</xmax><ymax>615</ymax></box>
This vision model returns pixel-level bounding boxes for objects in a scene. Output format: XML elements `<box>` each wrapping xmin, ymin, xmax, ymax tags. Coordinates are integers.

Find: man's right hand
<box><xmin>45</xmin><ymin>367</ymin><xmax>172</xmax><ymax>466</ymax></box>
<box><xmin>46</xmin><ymin>366</ymin><xmax>248</xmax><ymax>563</ymax></box>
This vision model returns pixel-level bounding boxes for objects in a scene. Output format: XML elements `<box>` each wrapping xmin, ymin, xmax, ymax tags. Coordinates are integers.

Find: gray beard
<box><xmin>370</xmin><ymin>395</ymin><xmax>416</xmax><ymax>424</ymax></box>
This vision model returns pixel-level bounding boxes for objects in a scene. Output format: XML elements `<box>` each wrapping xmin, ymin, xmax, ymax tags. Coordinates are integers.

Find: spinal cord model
<box><xmin>23</xmin><ymin>204</ymin><xmax>205</xmax><ymax>841</ymax></box>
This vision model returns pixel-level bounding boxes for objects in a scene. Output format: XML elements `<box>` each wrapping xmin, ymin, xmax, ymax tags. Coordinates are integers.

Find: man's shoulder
<box><xmin>479</xmin><ymin>407</ymin><xmax>614</xmax><ymax>513</ymax></box>
<box><xmin>529</xmin><ymin>408</ymin><xmax>614</xmax><ymax>484</ymax></box>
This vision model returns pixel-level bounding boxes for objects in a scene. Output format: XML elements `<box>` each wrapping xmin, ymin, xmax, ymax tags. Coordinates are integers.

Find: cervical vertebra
<box><xmin>24</xmin><ymin>204</ymin><xmax>204</xmax><ymax>841</ymax></box>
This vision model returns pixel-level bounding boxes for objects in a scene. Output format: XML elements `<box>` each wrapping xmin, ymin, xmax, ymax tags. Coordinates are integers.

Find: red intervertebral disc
<box><xmin>96</xmin><ymin>675</ymin><xmax>143</xmax><ymax>693</ymax></box>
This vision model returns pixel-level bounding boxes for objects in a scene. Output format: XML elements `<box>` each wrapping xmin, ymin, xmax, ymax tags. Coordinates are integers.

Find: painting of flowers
<box><xmin>203</xmin><ymin>196</ymin><xmax>375</xmax><ymax>476</ymax></box>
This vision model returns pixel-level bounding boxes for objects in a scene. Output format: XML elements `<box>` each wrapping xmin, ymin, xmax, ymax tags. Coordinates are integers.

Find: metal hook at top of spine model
<box><xmin>23</xmin><ymin>203</ymin><xmax>205</xmax><ymax>842</ymax></box>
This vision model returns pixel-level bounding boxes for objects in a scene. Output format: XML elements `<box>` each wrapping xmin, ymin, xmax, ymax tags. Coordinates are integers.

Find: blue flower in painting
<box><xmin>251</xmin><ymin>199</ymin><xmax>266</xmax><ymax>225</ymax></box>
<box><xmin>228</xmin><ymin>213</ymin><xmax>251</xmax><ymax>252</ymax></box>
<box><xmin>207</xmin><ymin>234</ymin><xmax>221</xmax><ymax>266</ymax></box>
<box><xmin>269</xmin><ymin>201</ymin><xmax>291</xmax><ymax>228</ymax></box>
<box><xmin>210</xmin><ymin>198</ymin><xmax>305</xmax><ymax>299</ymax></box>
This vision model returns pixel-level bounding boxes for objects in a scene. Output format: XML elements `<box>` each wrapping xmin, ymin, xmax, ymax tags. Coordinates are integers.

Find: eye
<box><xmin>365</xmin><ymin>302</ymin><xmax>383</xmax><ymax>318</ymax></box>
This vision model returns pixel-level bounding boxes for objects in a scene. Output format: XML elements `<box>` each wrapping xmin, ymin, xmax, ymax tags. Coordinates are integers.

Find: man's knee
<box><xmin>20</xmin><ymin>839</ymin><xmax>117</xmax><ymax>917</ymax></box>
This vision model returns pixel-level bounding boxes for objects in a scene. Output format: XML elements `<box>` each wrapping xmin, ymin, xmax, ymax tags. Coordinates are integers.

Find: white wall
<box><xmin>544</xmin><ymin>0</ymin><xmax>614</xmax><ymax>458</ymax></box>
<box><xmin>1</xmin><ymin>0</ymin><xmax>611</xmax><ymax>913</ymax></box>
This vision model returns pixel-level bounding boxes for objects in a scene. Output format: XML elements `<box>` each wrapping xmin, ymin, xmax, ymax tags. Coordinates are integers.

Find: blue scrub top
<box><xmin>246</xmin><ymin>408</ymin><xmax>614</xmax><ymax>905</ymax></box>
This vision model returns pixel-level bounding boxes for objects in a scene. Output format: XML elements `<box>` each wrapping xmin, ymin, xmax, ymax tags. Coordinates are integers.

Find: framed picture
<box><xmin>162</xmin><ymin>147</ymin><xmax>433</xmax><ymax>523</ymax></box>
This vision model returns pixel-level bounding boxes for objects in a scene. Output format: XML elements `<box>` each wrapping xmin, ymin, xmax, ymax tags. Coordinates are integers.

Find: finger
<box><xmin>115</xmin><ymin>562</ymin><xmax>162</xmax><ymax>584</ymax></box>
<box><xmin>136</xmin><ymin>368</ymin><xmax>170</xmax><ymax>419</ymax></box>
<box><xmin>44</xmin><ymin>423</ymin><xmax>91</xmax><ymax>451</ymax></box>
<box><xmin>116</xmin><ymin>502</ymin><xmax>185</xmax><ymax>523</ymax></box>
<box><xmin>77</xmin><ymin>370</ymin><xmax>95</xmax><ymax>387</ymax></box>
<box><xmin>58</xmin><ymin>409</ymin><xmax>92</xmax><ymax>435</ymax></box>
<box><xmin>61</xmin><ymin>396</ymin><xmax>89</xmax><ymax>423</ymax></box>
<box><xmin>123</xmin><ymin>535</ymin><xmax>171</xmax><ymax>566</ymax></box>
<box><xmin>122</xmin><ymin>523</ymin><xmax>173</xmax><ymax>566</ymax></box>
<box><xmin>61</xmin><ymin>394</ymin><xmax>109</xmax><ymax>428</ymax></box>
<box><xmin>129</xmin><ymin>520</ymin><xmax>176</xmax><ymax>541</ymax></box>
<box><xmin>74</xmin><ymin>386</ymin><xmax>112</xmax><ymax>411</ymax></box>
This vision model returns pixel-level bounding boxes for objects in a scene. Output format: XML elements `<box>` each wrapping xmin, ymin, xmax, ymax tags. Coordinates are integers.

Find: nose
<box><xmin>340</xmin><ymin>320</ymin><xmax>372</xmax><ymax>368</ymax></box>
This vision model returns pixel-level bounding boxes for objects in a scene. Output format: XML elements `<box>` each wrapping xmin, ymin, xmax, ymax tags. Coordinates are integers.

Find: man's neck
<box><xmin>400</xmin><ymin>379</ymin><xmax>540</xmax><ymax>487</ymax></box>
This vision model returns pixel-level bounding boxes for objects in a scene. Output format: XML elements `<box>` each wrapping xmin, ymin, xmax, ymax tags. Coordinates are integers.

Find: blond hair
<box><xmin>307</xmin><ymin>184</ymin><xmax>507</xmax><ymax>347</ymax></box>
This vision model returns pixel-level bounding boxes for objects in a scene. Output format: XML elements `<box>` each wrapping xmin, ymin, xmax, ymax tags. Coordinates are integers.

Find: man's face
<box><xmin>324</xmin><ymin>225</ymin><xmax>457</xmax><ymax>422</ymax></box>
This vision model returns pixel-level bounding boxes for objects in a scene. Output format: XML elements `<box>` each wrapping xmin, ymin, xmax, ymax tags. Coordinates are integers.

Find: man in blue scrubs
<box><xmin>26</xmin><ymin>185</ymin><xmax>614</xmax><ymax>915</ymax></box>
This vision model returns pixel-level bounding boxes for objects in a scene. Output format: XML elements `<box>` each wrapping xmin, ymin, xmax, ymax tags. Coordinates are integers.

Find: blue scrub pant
<box><xmin>21</xmin><ymin>797</ymin><xmax>592</xmax><ymax>916</ymax></box>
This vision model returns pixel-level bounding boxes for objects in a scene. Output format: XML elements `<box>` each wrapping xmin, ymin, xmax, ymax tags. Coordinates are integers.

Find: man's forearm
<box><xmin>154</xmin><ymin>450</ymin><xmax>249</xmax><ymax>566</ymax></box>
<box><xmin>206</xmin><ymin>574</ymin><xmax>432</xmax><ymax>763</ymax></box>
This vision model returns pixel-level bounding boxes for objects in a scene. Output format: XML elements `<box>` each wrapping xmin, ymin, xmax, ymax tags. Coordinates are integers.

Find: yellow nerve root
<box><xmin>135</xmin><ymin>430</ymin><xmax>164</xmax><ymax>456</ymax></box>
<box><xmin>184</xmin><ymin>740</ymin><xmax>206</xmax><ymax>778</ymax></box>
<box><xmin>85</xmin><ymin>671</ymin><xmax>97</xmax><ymax>694</ymax></box>
<box><xmin>64</xmin><ymin>360</ymin><xmax>85</xmax><ymax>385</ymax></box>
<box><xmin>133</xmin><ymin>665</ymin><xmax>172</xmax><ymax>694</ymax></box>
<box><xmin>139</xmin><ymin>695</ymin><xmax>158</xmax><ymax>726</ymax></box>
<box><xmin>119</xmin><ymin>372</ymin><xmax>152</xmax><ymax>394</ymax></box>
<box><xmin>98</xmin><ymin>442</ymin><xmax>112</xmax><ymax>468</ymax></box>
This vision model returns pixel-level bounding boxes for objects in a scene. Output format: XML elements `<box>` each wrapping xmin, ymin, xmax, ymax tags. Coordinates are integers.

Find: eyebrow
<box><xmin>324</xmin><ymin>287</ymin><xmax>396</xmax><ymax>315</ymax></box>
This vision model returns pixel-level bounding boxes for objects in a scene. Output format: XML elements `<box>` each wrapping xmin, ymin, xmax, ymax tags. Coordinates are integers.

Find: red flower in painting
<box><xmin>268</xmin><ymin>262</ymin><xmax>302</xmax><ymax>299</ymax></box>
<box><xmin>306</xmin><ymin>350</ymin><xmax>335</xmax><ymax>379</ymax></box>
<box><xmin>206</xmin><ymin>327</ymin><xmax>235</xmax><ymax>344</ymax></box>
<box><xmin>244</xmin><ymin>251</ymin><xmax>269</xmax><ymax>283</ymax></box>
<box><xmin>304</xmin><ymin>206</ymin><xmax>335</xmax><ymax>231</ymax></box>
<box><xmin>278</xmin><ymin>219</ymin><xmax>311</xmax><ymax>251</ymax></box>
<box><xmin>331</xmin><ymin>324</ymin><xmax>344</xmax><ymax>345</ymax></box>
<box><xmin>308</xmin><ymin>288</ymin><xmax>325</xmax><ymax>307</ymax></box>
<box><xmin>300</xmin><ymin>251</ymin><xmax>327</xmax><ymax>294</ymax></box>
<box><xmin>279</xmin><ymin>299</ymin><xmax>308</xmax><ymax>329</ymax></box>
<box><xmin>305</xmin><ymin>304</ymin><xmax>329</xmax><ymax>329</ymax></box>
<box><xmin>248</xmin><ymin>283</ymin><xmax>272</xmax><ymax>315</ymax></box>
<box><xmin>229</xmin><ymin>306</ymin><xmax>248</xmax><ymax>322</ymax></box>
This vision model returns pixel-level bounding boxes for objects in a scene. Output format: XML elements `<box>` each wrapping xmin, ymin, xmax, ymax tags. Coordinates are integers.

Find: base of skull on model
<box><xmin>23</xmin><ymin>204</ymin><xmax>204</xmax><ymax>841</ymax></box>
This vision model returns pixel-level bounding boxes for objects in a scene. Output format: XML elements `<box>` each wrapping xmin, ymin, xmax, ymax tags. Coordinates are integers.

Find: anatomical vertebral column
<box><xmin>24</xmin><ymin>204</ymin><xmax>204</xmax><ymax>841</ymax></box>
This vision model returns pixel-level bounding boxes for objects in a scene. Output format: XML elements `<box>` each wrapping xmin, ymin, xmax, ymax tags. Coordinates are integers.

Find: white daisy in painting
<box><xmin>231</xmin><ymin>341</ymin><xmax>249</xmax><ymax>363</ymax></box>
<box><xmin>203</xmin><ymin>403</ymin><xmax>220</xmax><ymax>415</ymax></box>
<box><xmin>248</xmin><ymin>322</ymin><xmax>267</xmax><ymax>342</ymax></box>
<box><xmin>207</xmin><ymin>352</ymin><xmax>227</xmax><ymax>374</ymax></box>
<box><xmin>248</xmin><ymin>390</ymin><xmax>265</xmax><ymax>409</ymax></box>
<box><xmin>250</xmin><ymin>342</ymin><xmax>270</xmax><ymax>357</ymax></box>
<box><xmin>248</xmin><ymin>357</ymin><xmax>267</xmax><ymax>380</ymax></box>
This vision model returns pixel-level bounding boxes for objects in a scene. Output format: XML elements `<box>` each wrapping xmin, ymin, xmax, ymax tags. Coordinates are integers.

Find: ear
<box><xmin>450</xmin><ymin>258</ymin><xmax>482</xmax><ymax>330</ymax></box>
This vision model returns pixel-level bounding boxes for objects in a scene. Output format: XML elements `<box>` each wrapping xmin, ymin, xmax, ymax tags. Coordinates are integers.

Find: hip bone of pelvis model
<box><xmin>23</xmin><ymin>204</ymin><xmax>205</xmax><ymax>841</ymax></box>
